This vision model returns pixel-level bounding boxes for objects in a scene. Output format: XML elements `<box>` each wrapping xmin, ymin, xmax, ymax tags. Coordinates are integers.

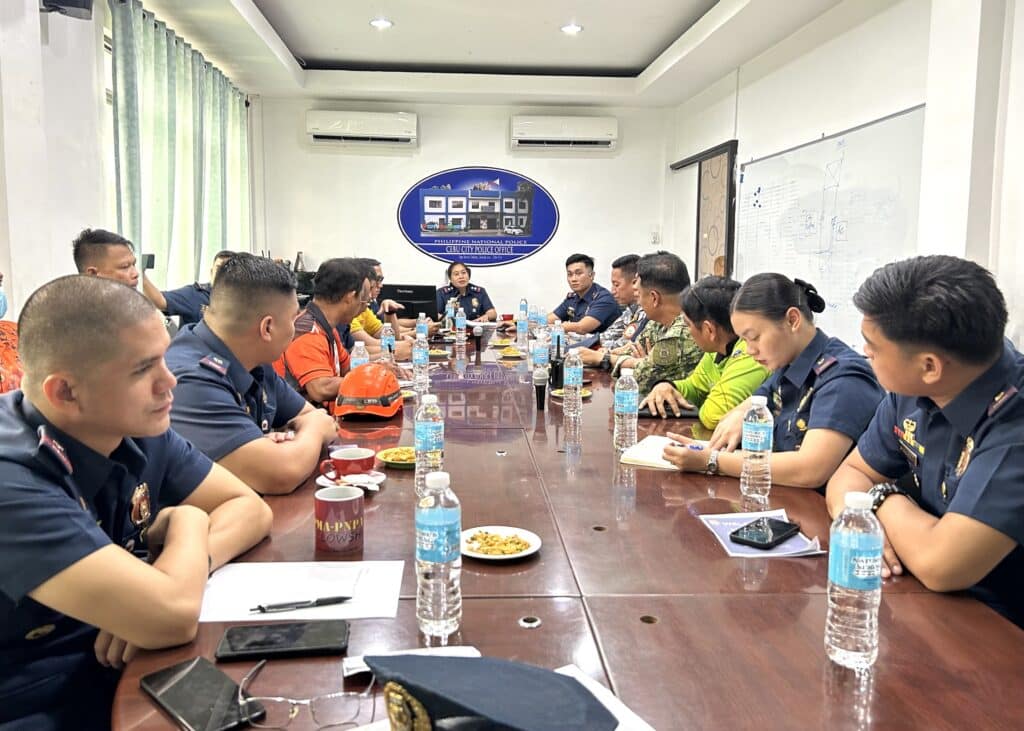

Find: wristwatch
<box><xmin>705</xmin><ymin>449</ymin><xmax>720</xmax><ymax>475</ymax></box>
<box><xmin>867</xmin><ymin>483</ymin><xmax>903</xmax><ymax>513</ymax></box>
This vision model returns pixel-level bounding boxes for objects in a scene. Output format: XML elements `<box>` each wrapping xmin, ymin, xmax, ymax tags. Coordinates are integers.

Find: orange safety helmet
<box><xmin>335</xmin><ymin>363</ymin><xmax>403</xmax><ymax>420</ymax></box>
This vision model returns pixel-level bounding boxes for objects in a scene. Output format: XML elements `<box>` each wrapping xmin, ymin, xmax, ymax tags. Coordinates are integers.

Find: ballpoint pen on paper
<box><xmin>250</xmin><ymin>596</ymin><xmax>351</xmax><ymax>614</ymax></box>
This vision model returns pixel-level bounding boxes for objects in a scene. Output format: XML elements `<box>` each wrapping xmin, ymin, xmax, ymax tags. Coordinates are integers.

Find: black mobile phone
<box><xmin>140</xmin><ymin>656</ymin><xmax>264</xmax><ymax>731</ymax></box>
<box><xmin>215</xmin><ymin>620</ymin><xmax>350</xmax><ymax>662</ymax></box>
<box><xmin>729</xmin><ymin>517</ymin><xmax>801</xmax><ymax>550</ymax></box>
<box><xmin>141</xmin><ymin>253</ymin><xmax>155</xmax><ymax>270</ymax></box>
<box><xmin>637</xmin><ymin>404</ymin><xmax>699</xmax><ymax>419</ymax></box>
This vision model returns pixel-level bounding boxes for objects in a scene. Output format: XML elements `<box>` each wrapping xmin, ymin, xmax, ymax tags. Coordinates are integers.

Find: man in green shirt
<box><xmin>642</xmin><ymin>277</ymin><xmax>770</xmax><ymax>436</ymax></box>
<box><xmin>611</xmin><ymin>252</ymin><xmax>701</xmax><ymax>395</ymax></box>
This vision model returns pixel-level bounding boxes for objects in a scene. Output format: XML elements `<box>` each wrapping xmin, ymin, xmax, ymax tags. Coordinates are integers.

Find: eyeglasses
<box><xmin>238</xmin><ymin>659</ymin><xmax>376</xmax><ymax>729</ymax></box>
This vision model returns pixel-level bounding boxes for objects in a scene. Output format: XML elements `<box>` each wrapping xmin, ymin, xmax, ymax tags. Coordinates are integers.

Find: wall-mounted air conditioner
<box><xmin>305</xmin><ymin>110</ymin><xmax>418</xmax><ymax>147</ymax></box>
<box><xmin>510</xmin><ymin>115</ymin><xmax>618</xmax><ymax>151</ymax></box>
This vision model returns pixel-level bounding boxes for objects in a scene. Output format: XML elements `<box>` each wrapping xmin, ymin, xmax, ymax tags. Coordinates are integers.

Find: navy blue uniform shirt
<box><xmin>0</xmin><ymin>391</ymin><xmax>212</xmax><ymax>729</ymax></box>
<box><xmin>436</xmin><ymin>284</ymin><xmax>495</xmax><ymax>321</ymax></box>
<box><xmin>552</xmin><ymin>283</ymin><xmax>620</xmax><ymax>333</ymax></box>
<box><xmin>165</xmin><ymin>321</ymin><xmax>307</xmax><ymax>461</ymax></box>
<box><xmin>161</xmin><ymin>282</ymin><xmax>211</xmax><ymax>326</ymax></box>
<box><xmin>857</xmin><ymin>340</ymin><xmax>1024</xmax><ymax>626</ymax></box>
<box><xmin>755</xmin><ymin>329</ymin><xmax>884</xmax><ymax>454</ymax></box>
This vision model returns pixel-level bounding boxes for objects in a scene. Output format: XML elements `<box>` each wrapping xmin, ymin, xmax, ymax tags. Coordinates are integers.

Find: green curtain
<box><xmin>110</xmin><ymin>0</ymin><xmax>250</xmax><ymax>288</ymax></box>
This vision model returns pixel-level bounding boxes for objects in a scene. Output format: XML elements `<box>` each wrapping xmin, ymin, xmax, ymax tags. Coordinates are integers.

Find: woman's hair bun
<box><xmin>794</xmin><ymin>278</ymin><xmax>826</xmax><ymax>314</ymax></box>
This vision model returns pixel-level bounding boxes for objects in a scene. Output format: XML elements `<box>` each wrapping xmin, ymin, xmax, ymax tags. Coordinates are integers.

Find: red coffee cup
<box><xmin>314</xmin><ymin>486</ymin><xmax>364</xmax><ymax>553</ymax></box>
<box><xmin>319</xmin><ymin>447</ymin><xmax>375</xmax><ymax>480</ymax></box>
<box><xmin>501</xmin><ymin>313</ymin><xmax>514</xmax><ymax>322</ymax></box>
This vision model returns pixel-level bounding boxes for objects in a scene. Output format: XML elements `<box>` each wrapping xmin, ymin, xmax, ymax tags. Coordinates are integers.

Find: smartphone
<box><xmin>215</xmin><ymin>620</ymin><xmax>350</xmax><ymax>662</ymax></box>
<box><xmin>141</xmin><ymin>253</ymin><xmax>155</xmax><ymax>270</ymax></box>
<box><xmin>140</xmin><ymin>656</ymin><xmax>264</xmax><ymax>731</ymax></box>
<box><xmin>729</xmin><ymin>517</ymin><xmax>801</xmax><ymax>549</ymax></box>
<box><xmin>637</xmin><ymin>404</ymin><xmax>699</xmax><ymax>419</ymax></box>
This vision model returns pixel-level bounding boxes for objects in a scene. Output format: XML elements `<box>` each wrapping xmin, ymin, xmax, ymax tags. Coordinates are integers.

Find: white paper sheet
<box><xmin>199</xmin><ymin>561</ymin><xmax>404</xmax><ymax>622</ymax></box>
<box><xmin>554</xmin><ymin>665</ymin><xmax>656</xmax><ymax>731</ymax></box>
<box><xmin>697</xmin><ymin>509</ymin><xmax>824</xmax><ymax>558</ymax></box>
<box><xmin>343</xmin><ymin>645</ymin><xmax>482</xmax><ymax>677</ymax></box>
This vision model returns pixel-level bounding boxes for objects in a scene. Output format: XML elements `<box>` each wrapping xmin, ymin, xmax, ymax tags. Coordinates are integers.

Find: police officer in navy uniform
<box><xmin>664</xmin><ymin>274</ymin><xmax>883</xmax><ymax>491</ymax></box>
<box><xmin>828</xmin><ymin>256</ymin><xmax>1024</xmax><ymax>628</ymax></box>
<box><xmin>0</xmin><ymin>276</ymin><xmax>271</xmax><ymax>729</ymax></box>
<box><xmin>165</xmin><ymin>253</ymin><xmax>340</xmax><ymax>496</ymax></box>
<box><xmin>435</xmin><ymin>261</ymin><xmax>496</xmax><ymax>322</ymax></box>
<box><xmin>142</xmin><ymin>250</ymin><xmax>235</xmax><ymax>326</ymax></box>
<box><xmin>547</xmin><ymin>253</ymin><xmax>621</xmax><ymax>334</ymax></box>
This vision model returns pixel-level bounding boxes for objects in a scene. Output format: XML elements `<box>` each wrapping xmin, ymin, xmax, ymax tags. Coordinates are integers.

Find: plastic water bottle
<box><xmin>444</xmin><ymin>299</ymin><xmax>455</xmax><ymax>331</ymax></box>
<box><xmin>562</xmin><ymin>348</ymin><xmax>584</xmax><ymax>419</ymax></box>
<box><xmin>516</xmin><ymin>315</ymin><xmax>528</xmax><ymax>351</ymax></box>
<box><xmin>528</xmin><ymin>304</ymin><xmax>539</xmax><ymax>332</ymax></box>
<box><xmin>413</xmin><ymin>334</ymin><xmax>430</xmax><ymax>394</ymax></box>
<box><xmin>379</xmin><ymin>323</ymin><xmax>396</xmax><ymax>363</ymax></box>
<box><xmin>349</xmin><ymin>341</ymin><xmax>369</xmax><ymax>370</ymax></box>
<box><xmin>518</xmin><ymin>297</ymin><xmax>528</xmax><ymax>322</ymax></box>
<box><xmin>532</xmin><ymin>328</ymin><xmax>549</xmax><ymax>369</ymax></box>
<box><xmin>414</xmin><ymin>395</ymin><xmax>444</xmax><ymax>497</ymax></box>
<box><xmin>454</xmin><ymin>306</ymin><xmax>467</xmax><ymax>344</ymax></box>
<box><xmin>550</xmin><ymin>320</ymin><xmax>565</xmax><ymax>357</ymax></box>
<box><xmin>416</xmin><ymin>312</ymin><xmax>429</xmax><ymax>339</ymax></box>
<box><xmin>825</xmin><ymin>491</ymin><xmax>883</xmax><ymax>669</ymax></box>
<box><xmin>415</xmin><ymin>471</ymin><xmax>461</xmax><ymax>638</ymax></box>
<box><xmin>740</xmin><ymin>395</ymin><xmax>774</xmax><ymax>497</ymax></box>
<box><xmin>613</xmin><ymin>368</ymin><xmax>639</xmax><ymax>450</ymax></box>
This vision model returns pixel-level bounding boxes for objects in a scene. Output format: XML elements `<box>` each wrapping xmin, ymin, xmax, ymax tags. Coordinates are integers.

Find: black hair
<box><xmin>71</xmin><ymin>228</ymin><xmax>134</xmax><ymax>272</ymax></box>
<box><xmin>356</xmin><ymin>258</ymin><xmax>383</xmax><ymax>282</ymax></box>
<box><xmin>853</xmin><ymin>255</ymin><xmax>1006</xmax><ymax>364</ymax></box>
<box><xmin>565</xmin><ymin>253</ymin><xmax>595</xmax><ymax>270</ymax></box>
<box><xmin>446</xmin><ymin>261</ymin><xmax>472</xmax><ymax>280</ymax></box>
<box><xmin>313</xmin><ymin>258</ymin><xmax>367</xmax><ymax>303</ymax></box>
<box><xmin>636</xmin><ymin>251</ymin><xmax>691</xmax><ymax>297</ymax></box>
<box><xmin>611</xmin><ymin>254</ymin><xmax>640</xmax><ymax>280</ymax></box>
<box><xmin>210</xmin><ymin>252</ymin><xmax>296</xmax><ymax>313</ymax></box>
<box><xmin>681</xmin><ymin>276</ymin><xmax>742</xmax><ymax>331</ymax></box>
<box><xmin>212</xmin><ymin>250</ymin><xmax>235</xmax><ymax>262</ymax></box>
<box><xmin>19</xmin><ymin>274</ymin><xmax>157</xmax><ymax>378</ymax></box>
<box><xmin>732</xmin><ymin>273</ymin><xmax>825</xmax><ymax>322</ymax></box>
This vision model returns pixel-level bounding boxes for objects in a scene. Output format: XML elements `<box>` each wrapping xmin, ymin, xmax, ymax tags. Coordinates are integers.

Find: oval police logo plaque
<box><xmin>397</xmin><ymin>166</ymin><xmax>559</xmax><ymax>267</ymax></box>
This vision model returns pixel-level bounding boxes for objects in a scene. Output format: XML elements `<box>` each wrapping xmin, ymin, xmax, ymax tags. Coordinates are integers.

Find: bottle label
<box><xmin>533</xmin><ymin>346</ymin><xmax>549</xmax><ymax>365</ymax></box>
<box><xmin>517</xmin><ymin>320</ymin><xmax>527</xmax><ymax>334</ymax></box>
<box><xmin>413</xmin><ymin>349</ymin><xmax>428</xmax><ymax>366</ymax></box>
<box><xmin>828</xmin><ymin>531</ymin><xmax>883</xmax><ymax>590</ymax></box>
<box><xmin>455</xmin><ymin>315</ymin><xmax>466</xmax><ymax>330</ymax></box>
<box><xmin>564</xmin><ymin>365</ymin><xmax>583</xmax><ymax>386</ymax></box>
<box><xmin>414</xmin><ymin>421</ymin><xmax>444</xmax><ymax>451</ymax></box>
<box><xmin>614</xmin><ymin>390</ymin><xmax>638</xmax><ymax>414</ymax></box>
<box><xmin>381</xmin><ymin>335</ymin><xmax>396</xmax><ymax>351</ymax></box>
<box><xmin>742</xmin><ymin>422</ymin><xmax>773</xmax><ymax>452</ymax></box>
<box><xmin>351</xmin><ymin>357</ymin><xmax>369</xmax><ymax>369</ymax></box>
<box><xmin>415</xmin><ymin>512</ymin><xmax>460</xmax><ymax>563</ymax></box>
<box><xmin>416</xmin><ymin>323</ymin><xmax>428</xmax><ymax>337</ymax></box>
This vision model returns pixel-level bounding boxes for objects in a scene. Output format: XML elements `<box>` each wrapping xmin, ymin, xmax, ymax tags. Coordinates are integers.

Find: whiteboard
<box><xmin>734</xmin><ymin>106</ymin><xmax>925</xmax><ymax>349</ymax></box>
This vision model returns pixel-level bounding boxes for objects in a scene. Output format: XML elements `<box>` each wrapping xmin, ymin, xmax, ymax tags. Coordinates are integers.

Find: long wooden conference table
<box><xmin>113</xmin><ymin>354</ymin><xmax>1024</xmax><ymax>730</ymax></box>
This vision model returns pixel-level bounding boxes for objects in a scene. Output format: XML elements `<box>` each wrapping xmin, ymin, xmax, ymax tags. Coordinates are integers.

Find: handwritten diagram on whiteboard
<box><xmin>734</xmin><ymin>106</ymin><xmax>924</xmax><ymax>349</ymax></box>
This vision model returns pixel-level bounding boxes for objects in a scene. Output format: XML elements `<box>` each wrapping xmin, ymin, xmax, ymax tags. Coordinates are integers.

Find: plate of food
<box><xmin>550</xmin><ymin>388</ymin><xmax>593</xmax><ymax>399</ymax></box>
<box><xmin>461</xmin><ymin>526</ymin><xmax>541</xmax><ymax>561</ymax></box>
<box><xmin>489</xmin><ymin>337</ymin><xmax>512</xmax><ymax>347</ymax></box>
<box><xmin>376</xmin><ymin>446</ymin><xmax>416</xmax><ymax>469</ymax></box>
<box><xmin>315</xmin><ymin>471</ymin><xmax>386</xmax><ymax>492</ymax></box>
<box><xmin>499</xmin><ymin>347</ymin><xmax>524</xmax><ymax>359</ymax></box>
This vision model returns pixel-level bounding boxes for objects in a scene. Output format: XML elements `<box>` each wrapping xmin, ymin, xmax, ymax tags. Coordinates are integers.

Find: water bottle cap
<box><xmin>473</xmin><ymin>326</ymin><xmax>483</xmax><ymax>335</ymax></box>
<box><xmin>421</xmin><ymin>394</ymin><xmax>438</xmax><ymax>405</ymax></box>
<box><xmin>418</xmin><ymin>312</ymin><xmax>426</xmax><ymax>318</ymax></box>
<box><xmin>844</xmin><ymin>491</ymin><xmax>873</xmax><ymax>510</ymax></box>
<box><xmin>620</xmin><ymin>368</ymin><xmax>633</xmax><ymax>377</ymax></box>
<box><xmin>750</xmin><ymin>395</ymin><xmax>768</xmax><ymax>407</ymax></box>
<box><xmin>424</xmin><ymin>471</ymin><xmax>449</xmax><ymax>489</ymax></box>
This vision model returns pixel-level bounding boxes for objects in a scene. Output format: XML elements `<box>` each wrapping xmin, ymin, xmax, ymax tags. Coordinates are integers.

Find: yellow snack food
<box><xmin>466</xmin><ymin>530</ymin><xmax>530</xmax><ymax>555</ymax></box>
<box><xmin>377</xmin><ymin>446</ymin><xmax>415</xmax><ymax>463</ymax></box>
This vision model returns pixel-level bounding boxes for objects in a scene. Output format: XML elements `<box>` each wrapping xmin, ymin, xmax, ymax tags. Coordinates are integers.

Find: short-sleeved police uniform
<box><xmin>161</xmin><ymin>282</ymin><xmax>211</xmax><ymax>326</ymax></box>
<box><xmin>857</xmin><ymin>340</ymin><xmax>1024</xmax><ymax>627</ymax></box>
<box><xmin>436</xmin><ymin>284</ymin><xmax>495</xmax><ymax>321</ymax></box>
<box><xmin>0</xmin><ymin>392</ymin><xmax>212</xmax><ymax>729</ymax></box>
<box><xmin>552</xmin><ymin>283</ymin><xmax>620</xmax><ymax>333</ymax></box>
<box><xmin>755</xmin><ymin>328</ymin><xmax>884</xmax><ymax>454</ymax></box>
<box><xmin>165</xmin><ymin>321</ymin><xmax>307</xmax><ymax>461</ymax></box>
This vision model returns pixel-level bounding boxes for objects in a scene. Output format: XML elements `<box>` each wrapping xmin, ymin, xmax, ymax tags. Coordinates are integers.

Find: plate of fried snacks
<box><xmin>461</xmin><ymin>526</ymin><xmax>541</xmax><ymax>561</ymax></box>
<box><xmin>376</xmin><ymin>446</ymin><xmax>416</xmax><ymax>469</ymax></box>
<box><xmin>499</xmin><ymin>347</ymin><xmax>524</xmax><ymax>359</ymax></box>
<box><xmin>489</xmin><ymin>337</ymin><xmax>513</xmax><ymax>347</ymax></box>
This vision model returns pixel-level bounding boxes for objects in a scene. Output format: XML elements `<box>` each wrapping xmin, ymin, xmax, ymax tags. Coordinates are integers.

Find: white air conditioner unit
<box><xmin>510</xmin><ymin>115</ymin><xmax>618</xmax><ymax>151</ymax></box>
<box><xmin>305</xmin><ymin>110</ymin><xmax>418</xmax><ymax>147</ymax></box>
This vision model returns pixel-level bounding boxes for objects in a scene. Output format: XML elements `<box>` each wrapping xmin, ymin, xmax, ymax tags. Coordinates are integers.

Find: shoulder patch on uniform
<box><xmin>37</xmin><ymin>425</ymin><xmax>72</xmax><ymax>474</ymax></box>
<box><xmin>988</xmin><ymin>386</ymin><xmax>1019</xmax><ymax>417</ymax></box>
<box><xmin>813</xmin><ymin>355</ymin><xmax>838</xmax><ymax>375</ymax></box>
<box><xmin>199</xmin><ymin>354</ymin><xmax>229</xmax><ymax>376</ymax></box>
<box><xmin>470</xmin><ymin>284</ymin><xmax>481</xmax><ymax>292</ymax></box>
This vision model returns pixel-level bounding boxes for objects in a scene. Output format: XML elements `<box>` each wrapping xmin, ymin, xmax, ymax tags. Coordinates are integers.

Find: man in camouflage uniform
<box><xmin>609</xmin><ymin>252</ymin><xmax>701</xmax><ymax>395</ymax></box>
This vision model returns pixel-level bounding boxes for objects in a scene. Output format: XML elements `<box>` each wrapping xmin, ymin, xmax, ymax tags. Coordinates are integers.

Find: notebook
<box><xmin>619</xmin><ymin>435</ymin><xmax>709</xmax><ymax>470</ymax></box>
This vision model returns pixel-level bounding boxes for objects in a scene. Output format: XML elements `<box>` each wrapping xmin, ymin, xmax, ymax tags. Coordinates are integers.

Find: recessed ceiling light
<box><xmin>369</xmin><ymin>17</ymin><xmax>393</xmax><ymax>30</ymax></box>
<box><xmin>560</xmin><ymin>22</ymin><xmax>583</xmax><ymax>35</ymax></box>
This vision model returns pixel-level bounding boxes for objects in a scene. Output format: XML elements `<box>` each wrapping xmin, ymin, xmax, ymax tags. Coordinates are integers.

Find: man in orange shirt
<box><xmin>275</xmin><ymin>258</ymin><xmax>371</xmax><ymax>412</ymax></box>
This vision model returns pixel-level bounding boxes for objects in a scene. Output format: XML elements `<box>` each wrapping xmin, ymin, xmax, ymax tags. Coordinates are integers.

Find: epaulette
<box><xmin>813</xmin><ymin>355</ymin><xmax>838</xmax><ymax>375</ymax></box>
<box><xmin>987</xmin><ymin>386</ymin><xmax>1019</xmax><ymax>417</ymax></box>
<box><xmin>37</xmin><ymin>425</ymin><xmax>72</xmax><ymax>474</ymax></box>
<box><xmin>565</xmin><ymin>291</ymin><xmax>575</xmax><ymax>298</ymax></box>
<box><xmin>470</xmin><ymin>284</ymin><xmax>481</xmax><ymax>293</ymax></box>
<box><xmin>199</xmin><ymin>354</ymin><xmax>229</xmax><ymax>376</ymax></box>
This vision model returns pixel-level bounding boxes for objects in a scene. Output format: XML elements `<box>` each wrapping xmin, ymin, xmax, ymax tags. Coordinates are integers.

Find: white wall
<box><xmin>254</xmin><ymin>99</ymin><xmax>670</xmax><ymax>313</ymax></box>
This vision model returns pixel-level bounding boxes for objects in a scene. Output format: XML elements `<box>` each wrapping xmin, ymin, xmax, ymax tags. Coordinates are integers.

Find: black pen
<box><xmin>249</xmin><ymin>596</ymin><xmax>351</xmax><ymax>613</ymax></box>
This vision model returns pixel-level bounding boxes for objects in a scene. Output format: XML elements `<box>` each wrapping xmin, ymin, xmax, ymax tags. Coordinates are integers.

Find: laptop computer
<box><xmin>379</xmin><ymin>283</ymin><xmax>440</xmax><ymax>320</ymax></box>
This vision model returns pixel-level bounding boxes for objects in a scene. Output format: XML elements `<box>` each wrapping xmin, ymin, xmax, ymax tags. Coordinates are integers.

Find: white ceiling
<box><xmin>140</xmin><ymin>0</ymin><xmax>847</xmax><ymax>107</ymax></box>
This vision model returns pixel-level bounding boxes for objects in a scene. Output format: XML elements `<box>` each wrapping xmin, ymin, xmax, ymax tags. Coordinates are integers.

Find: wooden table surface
<box><xmin>113</xmin><ymin>353</ymin><xmax>1024</xmax><ymax>730</ymax></box>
